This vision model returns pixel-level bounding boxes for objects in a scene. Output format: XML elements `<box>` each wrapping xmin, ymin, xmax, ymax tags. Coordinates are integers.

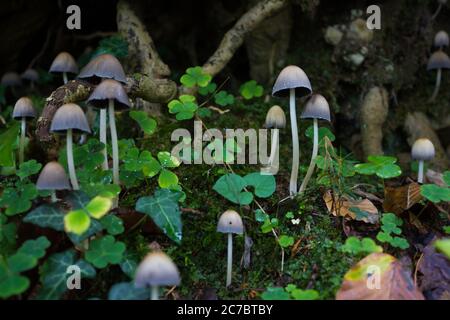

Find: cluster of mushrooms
<box><xmin>428</xmin><ymin>30</ymin><xmax>450</xmax><ymax>101</ymax></box>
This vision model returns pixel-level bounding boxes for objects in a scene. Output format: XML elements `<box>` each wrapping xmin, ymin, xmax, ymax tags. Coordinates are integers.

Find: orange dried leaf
<box><xmin>323</xmin><ymin>190</ymin><xmax>379</xmax><ymax>223</ymax></box>
<box><xmin>383</xmin><ymin>182</ymin><xmax>422</xmax><ymax>215</ymax></box>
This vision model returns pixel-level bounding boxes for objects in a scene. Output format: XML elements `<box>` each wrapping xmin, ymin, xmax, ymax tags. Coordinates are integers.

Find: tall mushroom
<box><xmin>299</xmin><ymin>94</ymin><xmax>331</xmax><ymax>194</ymax></box>
<box><xmin>49</xmin><ymin>52</ymin><xmax>78</xmax><ymax>85</ymax></box>
<box><xmin>411</xmin><ymin>138</ymin><xmax>435</xmax><ymax>184</ymax></box>
<box><xmin>217</xmin><ymin>210</ymin><xmax>244</xmax><ymax>287</ymax></box>
<box><xmin>78</xmin><ymin>54</ymin><xmax>127</xmax><ymax>171</ymax></box>
<box><xmin>12</xmin><ymin>97</ymin><xmax>36</xmax><ymax>164</ymax></box>
<box><xmin>272</xmin><ymin>66</ymin><xmax>312</xmax><ymax>196</ymax></box>
<box><xmin>265</xmin><ymin>105</ymin><xmax>286</xmax><ymax>172</ymax></box>
<box><xmin>434</xmin><ymin>30</ymin><xmax>449</xmax><ymax>50</ymax></box>
<box><xmin>134</xmin><ymin>252</ymin><xmax>181</xmax><ymax>300</ymax></box>
<box><xmin>36</xmin><ymin>161</ymin><xmax>71</xmax><ymax>202</ymax></box>
<box><xmin>50</xmin><ymin>103</ymin><xmax>91</xmax><ymax>190</ymax></box>
<box><xmin>427</xmin><ymin>51</ymin><xmax>450</xmax><ymax>102</ymax></box>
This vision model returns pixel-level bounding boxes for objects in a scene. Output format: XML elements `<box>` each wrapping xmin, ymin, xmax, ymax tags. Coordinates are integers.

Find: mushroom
<box><xmin>20</xmin><ymin>69</ymin><xmax>39</xmax><ymax>90</ymax></box>
<box><xmin>134</xmin><ymin>252</ymin><xmax>181</xmax><ymax>300</ymax></box>
<box><xmin>36</xmin><ymin>161</ymin><xmax>71</xmax><ymax>202</ymax></box>
<box><xmin>49</xmin><ymin>52</ymin><xmax>78</xmax><ymax>84</ymax></box>
<box><xmin>272</xmin><ymin>65</ymin><xmax>312</xmax><ymax>196</ymax></box>
<box><xmin>217</xmin><ymin>210</ymin><xmax>244</xmax><ymax>287</ymax></box>
<box><xmin>432</xmin><ymin>0</ymin><xmax>447</xmax><ymax>20</ymax></box>
<box><xmin>87</xmin><ymin>79</ymin><xmax>130</xmax><ymax>192</ymax></box>
<box><xmin>1</xmin><ymin>72</ymin><xmax>21</xmax><ymax>87</ymax></box>
<box><xmin>78</xmin><ymin>54</ymin><xmax>127</xmax><ymax>171</ymax></box>
<box><xmin>50</xmin><ymin>103</ymin><xmax>91</xmax><ymax>190</ymax></box>
<box><xmin>12</xmin><ymin>97</ymin><xmax>36</xmax><ymax>164</ymax></box>
<box><xmin>299</xmin><ymin>94</ymin><xmax>331</xmax><ymax>194</ymax></box>
<box><xmin>434</xmin><ymin>30</ymin><xmax>449</xmax><ymax>50</ymax></box>
<box><xmin>411</xmin><ymin>138</ymin><xmax>435</xmax><ymax>184</ymax></box>
<box><xmin>427</xmin><ymin>51</ymin><xmax>450</xmax><ymax>101</ymax></box>
<box><xmin>265</xmin><ymin>105</ymin><xmax>286</xmax><ymax>171</ymax></box>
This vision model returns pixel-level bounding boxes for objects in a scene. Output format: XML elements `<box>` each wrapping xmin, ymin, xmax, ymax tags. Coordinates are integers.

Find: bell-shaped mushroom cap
<box><xmin>21</xmin><ymin>69</ymin><xmax>39</xmax><ymax>82</ymax></box>
<box><xmin>36</xmin><ymin>161</ymin><xmax>71</xmax><ymax>190</ymax></box>
<box><xmin>272</xmin><ymin>65</ymin><xmax>312</xmax><ymax>98</ymax></box>
<box><xmin>1</xmin><ymin>72</ymin><xmax>21</xmax><ymax>87</ymax></box>
<box><xmin>217</xmin><ymin>210</ymin><xmax>244</xmax><ymax>234</ymax></box>
<box><xmin>50</xmin><ymin>103</ymin><xmax>91</xmax><ymax>134</ymax></box>
<box><xmin>434</xmin><ymin>31</ymin><xmax>449</xmax><ymax>48</ymax></box>
<box><xmin>265</xmin><ymin>105</ymin><xmax>286</xmax><ymax>129</ymax></box>
<box><xmin>78</xmin><ymin>54</ymin><xmax>127</xmax><ymax>84</ymax></box>
<box><xmin>301</xmin><ymin>94</ymin><xmax>331</xmax><ymax>121</ymax></box>
<box><xmin>427</xmin><ymin>51</ymin><xmax>450</xmax><ymax>70</ymax></box>
<box><xmin>13</xmin><ymin>97</ymin><xmax>36</xmax><ymax>119</ymax></box>
<box><xmin>49</xmin><ymin>52</ymin><xmax>78</xmax><ymax>74</ymax></box>
<box><xmin>134</xmin><ymin>252</ymin><xmax>181</xmax><ymax>288</ymax></box>
<box><xmin>87</xmin><ymin>79</ymin><xmax>131</xmax><ymax>110</ymax></box>
<box><xmin>411</xmin><ymin>138</ymin><xmax>435</xmax><ymax>161</ymax></box>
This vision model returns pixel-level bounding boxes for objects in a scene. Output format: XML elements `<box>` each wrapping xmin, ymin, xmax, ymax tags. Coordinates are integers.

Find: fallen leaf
<box><xmin>336</xmin><ymin>253</ymin><xmax>424</xmax><ymax>300</ymax></box>
<box><xmin>383</xmin><ymin>182</ymin><xmax>422</xmax><ymax>215</ymax></box>
<box><xmin>418</xmin><ymin>242</ymin><xmax>450</xmax><ymax>300</ymax></box>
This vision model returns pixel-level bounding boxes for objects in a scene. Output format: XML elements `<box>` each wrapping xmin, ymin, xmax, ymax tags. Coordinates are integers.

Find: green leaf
<box><xmin>376</xmin><ymin>163</ymin><xmax>402</xmax><ymax>179</ymax></box>
<box><xmin>255</xmin><ymin>209</ymin><xmax>268</xmax><ymax>222</ymax></box>
<box><xmin>420</xmin><ymin>184</ymin><xmax>450</xmax><ymax>203</ymax></box>
<box><xmin>85</xmin><ymin>196</ymin><xmax>112</xmax><ymax>219</ymax></box>
<box><xmin>376</xmin><ymin>231</ymin><xmax>393</xmax><ymax>243</ymax></box>
<box><xmin>213</xmin><ymin>173</ymin><xmax>253</xmax><ymax>205</ymax></box>
<box><xmin>261</xmin><ymin>218</ymin><xmax>278</xmax><ymax>233</ymax></box>
<box><xmin>68</xmin><ymin>219</ymin><xmax>103</xmax><ymax>245</ymax></box>
<box><xmin>158</xmin><ymin>169</ymin><xmax>179</xmax><ymax>188</ymax></box>
<box><xmin>261</xmin><ymin>287</ymin><xmax>290</xmax><ymax>300</ymax></box>
<box><xmin>390</xmin><ymin>237</ymin><xmax>409</xmax><ymax>249</ymax></box>
<box><xmin>279</xmin><ymin>235</ymin><xmax>294</xmax><ymax>248</ymax></box>
<box><xmin>341</xmin><ymin>236</ymin><xmax>382</xmax><ymax>255</ymax></box>
<box><xmin>24</xmin><ymin>204</ymin><xmax>65</xmax><ymax>231</ymax></box>
<box><xmin>291</xmin><ymin>289</ymin><xmax>319</xmax><ymax>300</ymax></box>
<box><xmin>0</xmin><ymin>183</ymin><xmax>38</xmax><ymax>216</ymax></box>
<box><xmin>85</xmin><ymin>235</ymin><xmax>126</xmax><ymax>268</ymax></box>
<box><xmin>157</xmin><ymin>151</ymin><xmax>181</xmax><ymax>168</ymax></box>
<box><xmin>119</xmin><ymin>252</ymin><xmax>138</xmax><ymax>278</ymax></box>
<box><xmin>101</xmin><ymin>215</ymin><xmax>124</xmax><ymax>235</ymax></box>
<box><xmin>16</xmin><ymin>160</ymin><xmax>42</xmax><ymax>180</ymax></box>
<box><xmin>305</xmin><ymin>126</ymin><xmax>336</xmax><ymax>142</ymax></box>
<box><xmin>168</xmin><ymin>95</ymin><xmax>199</xmax><ymax>120</ymax></box>
<box><xmin>198</xmin><ymin>82</ymin><xmax>217</xmax><ymax>96</ymax></box>
<box><xmin>435</xmin><ymin>239</ymin><xmax>450</xmax><ymax>259</ymax></box>
<box><xmin>93</xmin><ymin>35</ymin><xmax>128</xmax><ymax>58</ymax></box>
<box><xmin>355</xmin><ymin>156</ymin><xmax>402</xmax><ymax>179</ymax></box>
<box><xmin>244</xmin><ymin>172</ymin><xmax>276</xmax><ymax>198</ymax></box>
<box><xmin>214</xmin><ymin>90</ymin><xmax>235</xmax><ymax>106</ymax></box>
<box><xmin>180</xmin><ymin>66</ymin><xmax>211</xmax><ymax>88</ymax></box>
<box><xmin>135</xmin><ymin>189</ymin><xmax>183</xmax><ymax>244</ymax></box>
<box><xmin>0</xmin><ymin>123</ymin><xmax>20</xmax><ymax>167</ymax></box>
<box><xmin>0</xmin><ymin>273</ymin><xmax>29</xmax><ymax>299</ymax></box>
<box><xmin>240</xmin><ymin>80</ymin><xmax>264</xmax><ymax>100</ymax></box>
<box><xmin>108</xmin><ymin>282</ymin><xmax>151</xmax><ymax>300</ymax></box>
<box><xmin>64</xmin><ymin>210</ymin><xmax>91</xmax><ymax>235</ymax></box>
<box><xmin>443</xmin><ymin>171</ymin><xmax>450</xmax><ymax>187</ymax></box>
<box><xmin>130</xmin><ymin>111</ymin><xmax>157</xmax><ymax>135</ymax></box>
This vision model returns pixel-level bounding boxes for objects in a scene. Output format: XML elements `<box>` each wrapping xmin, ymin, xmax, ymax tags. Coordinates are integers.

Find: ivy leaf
<box><xmin>64</xmin><ymin>210</ymin><xmax>91</xmax><ymax>235</ymax></box>
<box><xmin>85</xmin><ymin>235</ymin><xmax>126</xmax><ymax>268</ymax></box>
<box><xmin>240</xmin><ymin>80</ymin><xmax>264</xmax><ymax>100</ymax></box>
<box><xmin>214</xmin><ymin>90</ymin><xmax>235</xmax><ymax>106</ymax></box>
<box><xmin>16</xmin><ymin>160</ymin><xmax>42</xmax><ymax>180</ymax></box>
<box><xmin>135</xmin><ymin>189</ymin><xmax>183</xmax><ymax>244</ymax></box>
<box><xmin>213</xmin><ymin>173</ymin><xmax>253</xmax><ymax>205</ymax></box>
<box><xmin>420</xmin><ymin>184</ymin><xmax>450</xmax><ymax>203</ymax></box>
<box><xmin>180</xmin><ymin>66</ymin><xmax>211</xmax><ymax>88</ymax></box>
<box><xmin>108</xmin><ymin>282</ymin><xmax>151</xmax><ymax>300</ymax></box>
<box><xmin>198</xmin><ymin>82</ymin><xmax>217</xmax><ymax>96</ymax></box>
<box><xmin>0</xmin><ymin>123</ymin><xmax>20</xmax><ymax>167</ymax></box>
<box><xmin>244</xmin><ymin>172</ymin><xmax>276</xmax><ymax>198</ymax></box>
<box><xmin>68</xmin><ymin>219</ymin><xmax>103</xmax><ymax>245</ymax></box>
<box><xmin>24</xmin><ymin>204</ymin><xmax>65</xmax><ymax>231</ymax></box>
<box><xmin>119</xmin><ymin>252</ymin><xmax>138</xmax><ymax>278</ymax></box>
<box><xmin>278</xmin><ymin>235</ymin><xmax>294</xmax><ymax>248</ymax></box>
<box><xmin>130</xmin><ymin>111</ymin><xmax>157</xmax><ymax>135</ymax></box>
<box><xmin>101</xmin><ymin>215</ymin><xmax>124</xmax><ymax>235</ymax></box>
<box><xmin>168</xmin><ymin>95</ymin><xmax>198</xmax><ymax>120</ymax></box>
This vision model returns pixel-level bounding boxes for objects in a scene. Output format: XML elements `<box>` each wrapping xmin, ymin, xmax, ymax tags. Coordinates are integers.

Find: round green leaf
<box><xmin>64</xmin><ymin>210</ymin><xmax>91</xmax><ymax>235</ymax></box>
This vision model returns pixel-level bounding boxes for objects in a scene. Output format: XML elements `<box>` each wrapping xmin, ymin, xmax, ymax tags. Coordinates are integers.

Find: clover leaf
<box><xmin>85</xmin><ymin>235</ymin><xmax>126</xmax><ymax>268</ymax></box>
<box><xmin>0</xmin><ymin>183</ymin><xmax>38</xmax><ymax>216</ymax></box>
<box><xmin>101</xmin><ymin>215</ymin><xmax>125</xmax><ymax>235</ymax></box>
<box><xmin>240</xmin><ymin>80</ymin><xmax>263</xmax><ymax>100</ymax></box>
<box><xmin>16</xmin><ymin>160</ymin><xmax>42</xmax><ymax>180</ymax></box>
<box><xmin>420</xmin><ymin>184</ymin><xmax>450</xmax><ymax>203</ymax></box>
<box><xmin>198</xmin><ymin>82</ymin><xmax>217</xmax><ymax>96</ymax></box>
<box><xmin>278</xmin><ymin>235</ymin><xmax>294</xmax><ymax>248</ymax></box>
<box><xmin>213</xmin><ymin>173</ymin><xmax>253</xmax><ymax>205</ymax></box>
<box><xmin>180</xmin><ymin>66</ymin><xmax>212</xmax><ymax>88</ymax></box>
<box><xmin>341</xmin><ymin>236</ymin><xmax>382</xmax><ymax>255</ymax></box>
<box><xmin>168</xmin><ymin>94</ymin><xmax>198</xmax><ymax>120</ymax></box>
<box><xmin>214</xmin><ymin>90</ymin><xmax>235</xmax><ymax>106</ymax></box>
<box><xmin>355</xmin><ymin>155</ymin><xmax>402</xmax><ymax>179</ymax></box>
<box><xmin>130</xmin><ymin>111</ymin><xmax>157</xmax><ymax>135</ymax></box>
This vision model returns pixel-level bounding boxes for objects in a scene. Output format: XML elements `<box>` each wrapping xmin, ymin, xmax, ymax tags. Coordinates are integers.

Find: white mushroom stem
<box><xmin>226</xmin><ymin>233</ymin><xmax>233</xmax><ymax>287</ymax></box>
<box><xmin>430</xmin><ymin>68</ymin><xmax>442</xmax><ymax>102</ymax></box>
<box><xmin>418</xmin><ymin>160</ymin><xmax>424</xmax><ymax>184</ymax></box>
<box><xmin>108</xmin><ymin>99</ymin><xmax>120</xmax><ymax>186</ymax></box>
<box><xmin>19</xmin><ymin>117</ymin><xmax>26</xmax><ymax>164</ymax></box>
<box><xmin>289</xmin><ymin>88</ymin><xmax>299</xmax><ymax>196</ymax></box>
<box><xmin>100</xmin><ymin>108</ymin><xmax>109</xmax><ymax>170</ymax></box>
<box><xmin>299</xmin><ymin>118</ymin><xmax>319</xmax><ymax>194</ymax></box>
<box><xmin>151</xmin><ymin>285</ymin><xmax>159</xmax><ymax>300</ymax></box>
<box><xmin>268</xmin><ymin>129</ymin><xmax>279</xmax><ymax>166</ymax></box>
<box><xmin>51</xmin><ymin>191</ymin><xmax>58</xmax><ymax>203</ymax></box>
<box><xmin>66</xmin><ymin>129</ymin><xmax>79</xmax><ymax>190</ymax></box>
<box><xmin>63</xmin><ymin>72</ymin><xmax>68</xmax><ymax>85</ymax></box>
<box><xmin>432</xmin><ymin>3</ymin><xmax>443</xmax><ymax>20</ymax></box>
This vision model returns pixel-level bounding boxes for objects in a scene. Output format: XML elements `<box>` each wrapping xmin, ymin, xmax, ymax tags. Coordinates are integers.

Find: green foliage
<box><xmin>355</xmin><ymin>156</ymin><xmax>402</xmax><ymax>179</ymax></box>
<box><xmin>92</xmin><ymin>35</ymin><xmax>128</xmax><ymax>58</ymax></box>
<box><xmin>305</xmin><ymin>126</ymin><xmax>336</xmax><ymax>143</ymax></box>
<box><xmin>168</xmin><ymin>94</ymin><xmax>199</xmax><ymax>120</ymax></box>
<box><xmin>434</xmin><ymin>239</ymin><xmax>450</xmax><ymax>259</ymax></box>
<box><xmin>420</xmin><ymin>172</ymin><xmax>450</xmax><ymax>203</ymax></box>
<box><xmin>214</xmin><ymin>90</ymin><xmax>234</xmax><ymax>106</ymax></box>
<box><xmin>108</xmin><ymin>282</ymin><xmax>151</xmax><ymax>300</ymax></box>
<box><xmin>16</xmin><ymin>160</ymin><xmax>42</xmax><ymax>180</ymax></box>
<box><xmin>239</xmin><ymin>80</ymin><xmax>263</xmax><ymax>100</ymax></box>
<box><xmin>0</xmin><ymin>214</ymin><xmax>17</xmax><ymax>255</ymax></box>
<box><xmin>0</xmin><ymin>181</ymin><xmax>38</xmax><ymax>216</ymax></box>
<box><xmin>129</xmin><ymin>111</ymin><xmax>157</xmax><ymax>135</ymax></box>
<box><xmin>101</xmin><ymin>214</ymin><xmax>125</xmax><ymax>235</ymax></box>
<box><xmin>341</xmin><ymin>236</ymin><xmax>382</xmax><ymax>255</ymax></box>
<box><xmin>198</xmin><ymin>82</ymin><xmax>217</xmax><ymax>96</ymax></box>
<box><xmin>376</xmin><ymin>213</ymin><xmax>409</xmax><ymax>249</ymax></box>
<box><xmin>85</xmin><ymin>235</ymin><xmax>126</xmax><ymax>268</ymax></box>
<box><xmin>261</xmin><ymin>285</ymin><xmax>319</xmax><ymax>300</ymax></box>
<box><xmin>0</xmin><ymin>123</ymin><xmax>19</xmax><ymax>167</ymax></box>
<box><xmin>180</xmin><ymin>66</ymin><xmax>212</xmax><ymax>88</ymax></box>
<box><xmin>261</xmin><ymin>217</ymin><xmax>279</xmax><ymax>234</ymax></box>
<box><xmin>24</xmin><ymin>204</ymin><xmax>65</xmax><ymax>231</ymax></box>
<box><xmin>205</xmin><ymin>138</ymin><xmax>241</xmax><ymax>164</ymax></box>
<box><xmin>278</xmin><ymin>235</ymin><xmax>294</xmax><ymax>248</ymax></box>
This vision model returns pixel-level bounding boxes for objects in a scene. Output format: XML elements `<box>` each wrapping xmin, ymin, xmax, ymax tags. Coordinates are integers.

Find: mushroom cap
<box><xmin>272</xmin><ymin>65</ymin><xmax>312</xmax><ymax>98</ymax></box>
<box><xmin>301</xmin><ymin>94</ymin><xmax>331</xmax><ymax>121</ymax></box>
<box><xmin>1</xmin><ymin>72</ymin><xmax>21</xmax><ymax>87</ymax></box>
<box><xmin>87</xmin><ymin>79</ymin><xmax>131</xmax><ymax>110</ymax></box>
<box><xmin>265</xmin><ymin>105</ymin><xmax>286</xmax><ymax>129</ymax></box>
<box><xmin>21</xmin><ymin>69</ymin><xmax>39</xmax><ymax>82</ymax></box>
<box><xmin>411</xmin><ymin>138</ymin><xmax>435</xmax><ymax>161</ymax></box>
<box><xmin>36</xmin><ymin>161</ymin><xmax>71</xmax><ymax>190</ymax></box>
<box><xmin>427</xmin><ymin>51</ymin><xmax>450</xmax><ymax>70</ymax></box>
<box><xmin>49</xmin><ymin>52</ymin><xmax>78</xmax><ymax>74</ymax></box>
<box><xmin>78</xmin><ymin>54</ymin><xmax>127</xmax><ymax>84</ymax></box>
<box><xmin>50</xmin><ymin>103</ymin><xmax>91</xmax><ymax>134</ymax></box>
<box><xmin>134</xmin><ymin>252</ymin><xmax>181</xmax><ymax>288</ymax></box>
<box><xmin>217</xmin><ymin>210</ymin><xmax>244</xmax><ymax>234</ymax></box>
<box><xmin>434</xmin><ymin>31</ymin><xmax>449</xmax><ymax>48</ymax></box>
<box><xmin>13</xmin><ymin>97</ymin><xmax>36</xmax><ymax>119</ymax></box>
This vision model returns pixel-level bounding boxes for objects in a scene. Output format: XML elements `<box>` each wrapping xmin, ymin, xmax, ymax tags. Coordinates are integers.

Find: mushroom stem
<box><xmin>430</xmin><ymin>68</ymin><xmax>442</xmax><ymax>102</ymax></box>
<box><xmin>151</xmin><ymin>285</ymin><xmax>159</xmax><ymax>300</ymax></box>
<box><xmin>51</xmin><ymin>191</ymin><xmax>58</xmax><ymax>203</ymax></box>
<box><xmin>100</xmin><ymin>108</ymin><xmax>109</xmax><ymax>170</ymax></box>
<box><xmin>108</xmin><ymin>99</ymin><xmax>120</xmax><ymax>186</ymax></box>
<box><xmin>268</xmin><ymin>129</ymin><xmax>279</xmax><ymax>166</ymax></box>
<box><xmin>226</xmin><ymin>233</ymin><xmax>233</xmax><ymax>287</ymax></box>
<box><xmin>66</xmin><ymin>129</ymin><xmax>79</xmax><ymax>190</ymax></box>
<box><xmin>289</xmin><ymin>88</ymin><xmax>299</xmax><ymax>196</ymax></box>
<box><xmin>299</xmin><ymin>118</ymin><xmax>319</xmax><ymax>194</ymax></box>
<box><xmin>418</xmin><ymin>160</ymin><xmax>424</xmax><ymax>184</ymax></box>
<box><xmin>19</xmin><ymin>117</ymin><xmax>26</xmax><ymax>165</ymax></box>
<box><xmin>432</xmin><ymin>3</ymin><xmax>442</xmax><ymax>20</ymax></box>
<box><xmin>63</xmin><ymin>72</ymin><xmax>68</xmax><ymax>85</ymax></box>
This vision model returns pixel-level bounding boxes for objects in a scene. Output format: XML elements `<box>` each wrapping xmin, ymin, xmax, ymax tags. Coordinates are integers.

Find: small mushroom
<box><xmin>265</xmin><ymin>105</ymin><xmax>286</xmax><ymax>171</ymax></box>
<box><xmin>411</xmin><ymin>138</ymin><xmax>435</xmax><ymax>184</ymax></box>
<box><xmin>272</xmin><ymin>65</ymin><xmax>312</xmax><ymax>196</ymax></box>
<box><xmin>50</xmin><ymin>103</ymin><xmax>91</xmax><ymax>190</ymax></box>
<box><xmin>36</xmin><ymin>161</ymin><xmax>71</xmax><ymax>202</ymax></box>
<box><xmin>434</xmin><ymin>30</ymin><xmax>449</xmax><ymax>50</ymax></box>
<box><xmin>12</xmin><ymin>97</ymin><xmax>36</xmax><ymax>164</ymax></box>
<box><xmin>427</xmin><ymin>51</ymin><xmax>450</xmax><ymax>101</ymax></box>
<box><xmin>1</xmin><ymin>72</ymin><xmax>21</xmax><ymax>87</ymax></box>
<box><xmin>49</xmin><ymin>52</ymin><xmax>78</xmax><ymax>84</ymax></box>
<box><xmin>299</xmin><ymin>94</ymin><xmax>331</xmax><ymax>194</ymax></box>
<box><xmin>217</xmin><ymin>210</ymin><xmax>244</xmax><ymax>287</ymax></box>
<box><xmin>134</xmin><ymin>252</ymin><xmax>181</xmax><ymax>300</ymax></box>
<box><xmin>21</xmin><ymin>69</ymin><xmax>39</xmax><ymax>90</ymax></box>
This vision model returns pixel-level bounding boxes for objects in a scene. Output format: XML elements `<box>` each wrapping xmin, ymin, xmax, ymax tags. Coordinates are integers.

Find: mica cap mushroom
<box><xmin>21</xmin><ymin>69</ymin><xmax>39</xmax><ymax>83</ymax></box>
<box><xmin>1</xmin><ymin>72</ymin><xmax>21</xmax><ymax>87</ymax></box>
<box><xmin>427</xmin><ymin>51</ymin><xmax>450</xmax><ymax>101</ymax></box>
<box><xmin>300</xmin><ymin>94</ymin><xmax>331</xmax><ymax>121</ymax></box>
<box><xmin>50</xmin><ymin>103</ymin><xmax>91</xmax><ymax>134</ymax></box>
<box><xmin>13</xmin><ymin>97</ymin><xmax>36</xmax><ymax>120</ymax></box>
<box><xmin>86</xmin><ymin>79</ymin><xmax>131</xmax><ymax>110</ymax></box>
<box><xmin>411</xmin><ymin>138</ymin><xmax>435</xmax><ymax>184</ymax></box>
<box><xmin>78</xmin><ymin>54</ymin><xmax>127</xmax><ymax>84</ymax></box>
<box><xmin>36</xmin><ymin>161</ymin><xmax>71</xmax><ymax>191</ymax></box>
<box><xmin>272</xmin><ymin>65</ymin><xmax>312</xmax><ymax>98</ymax></box>
<box><xmin>434</xmin><ymin>30</ymin><xmax>449</xmax><ymax>49</ymax></box>
<box><xmin>265</xmin><ymin>105</ymin><xmax>286</xmax><ymax>129</ymax></box>
<box><xmin>50</xmin><ymin>52</ymin><xmax>79</xmax><ymax>74</ymax></box>
<box><xmin>217</xmin><ymin>210</ymin><xmax>244</xmax><ymax>234</ymax></box>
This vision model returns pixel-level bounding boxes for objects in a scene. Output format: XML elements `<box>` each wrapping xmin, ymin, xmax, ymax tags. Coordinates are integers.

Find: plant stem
<box><xmin>19</xmin><ymin>118</ymin><xmax>26</xmax><ymax>165</ymax></box>
<box><xmin>109</xmin><ymin>99</ymin><xmax>120</xmax><ymax>208</ymax></box>
<box><xmin>63</xmin><ymin>72</ymin><xmax>68</xmax><ymax>85</ymax></box>
<box><xmin>51</xmin><ymin>191</ymin><xmax>58</xmax><ymax>203</ymax></box>
<box><xmin>418</xmin><ymin>160</ymin><xmax>424</xmax><ymax>184</ymax></box>
<box><xmin>151</xmin><ymin>285</ymin><xmax>159</xmax><ymax>300</ymax></box>
<box><xmin>66</xmin><ymin>129</ymin><xmax>79</xmax><ymax>190</ymax></box>
<box><xmin>289</xmin><ymin>88</ymin><xmax>299</xmax><ymax>196</ymax></box>
<box><xmin>430</xmin><ymin>68</ymin><xmax>442</xmax><ymax>102</ymax></box>
<box><xmin>299</xmin><ymin>118</ymin><xmax>319</xmax><ymax>194</ymax></box>
<box><xmin>100</xmin><ymin>108</ymin><xmax>109</xmax><ymax>170</ymax></box>
<box><xmin>226</xmin><ymin>233</ymin><xmax>233</xmax><ymax>287</ymax></box>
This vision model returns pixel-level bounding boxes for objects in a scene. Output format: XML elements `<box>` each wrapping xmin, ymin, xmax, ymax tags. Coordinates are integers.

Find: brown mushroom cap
<box><xmin>265</xmin><ymin>105</ymin><xmax>286</xmax><ymax>129</ymax></box>
<box><xmin>134</xmin><ymin>252</ymin><xmax>181</xmax><ymax>288</ymax></box>
<box><xmin>49</xmin><ymin>52</ymin><xmax>78</xmax><ymax>74</ymax></box>
<box><xmin>50</xmin><ymin>103</ymin><xmax>91</xmax><ymax>134</ymax></box>
<box><xmin>36</xmin><ymin>161</ymin><xmax>71</xmax><ymax>190</ymax></box>
<box><xmin>78</xmin><ymin>54</ymin><xmax>127</xmax><ymax>84</ymax></box>
<box><xmin>272</xmin><ymin>65</ymin><xmax>312</xmax><ymax>98</ymax></box>
<box><xmin>427</xmin><ymin>51</ymin><xmax>450</xmax><ymax>70</ymax></box>
<box><xmin>21</xmin><ymin>69</ymin><xmax>39</xmax><ymax>82</ymax></box>
<box><xmin>87</xmin><ymin>79</ymin><xmax>131</xmax><ymax>110</ymax></box>
<box><xmin>434</xmin><ymin>31</ymin><xmax>449</xmax><ymax>48</ymax></box>
<box><xmin>411</xmin><ymin>138</ymin><xmax>435</xmax><ymax>161</ymax></box>
<box><xmin>13</xmin><ymin>97</ymin><xmax>36</xmax><ymax>119</ymax></box>
<box><xmin>1</xmin><ymin>72</ymin><xmax>21</xmax><ymax>87</ymax></box>
<box><xmin>217</xmin><ymin>210</ymin><xmax>244</xmax><ymax>234</ymax></box>
<box><xmin>301</xmin><ymin>94</ymin><xmax>331</xmax><ymax>121</ymax></box>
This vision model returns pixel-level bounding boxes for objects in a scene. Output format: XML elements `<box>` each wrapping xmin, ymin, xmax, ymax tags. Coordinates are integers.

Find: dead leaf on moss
<box><xmin>383</xmin><ymin>182</ymin><xmax>422</xmax><ymax>215</ymax></box>
<box><xmin>418</xmin><ymin>242</ymin><xmax>450</xmax><ymax>300</ymax></box>
<box><xmin>336</xmin><ymin>253</ymin><xmax>425</xmax><ymax>300</ymax></box>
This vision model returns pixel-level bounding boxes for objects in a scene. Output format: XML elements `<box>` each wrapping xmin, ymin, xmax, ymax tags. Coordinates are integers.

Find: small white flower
<box><xmin>291</xmin><ymin>218</ymin><xmax>300</xmax><ymax>225</ymax></box>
